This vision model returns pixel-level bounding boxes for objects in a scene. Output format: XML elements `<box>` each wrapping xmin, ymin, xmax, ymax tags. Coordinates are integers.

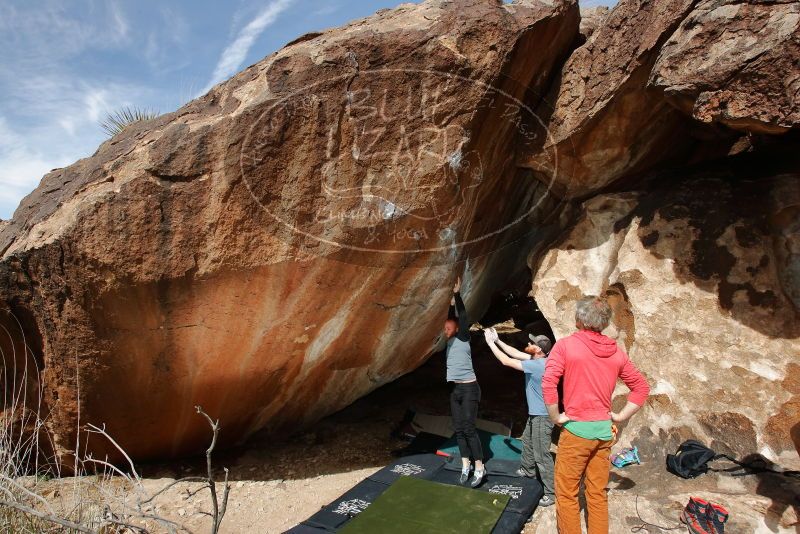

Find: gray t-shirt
<box><xmin>521</xmin><ymin>358</ymin><xmax>547</xmax><ymax>415</ymax></box>
<box><xmin>446</xmin><ymin>337</ymin><xmax>476</xmax><ymax>382</ymax></box>
<box><xmin>445</xmin><ymin>292</ymin><xmax>476</xmax><ymax>382</ymax></box>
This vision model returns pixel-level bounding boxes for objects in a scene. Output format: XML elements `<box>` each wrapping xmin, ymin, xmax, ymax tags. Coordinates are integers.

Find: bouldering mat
<box><xmin>368</xmin><ymin>453</ymin><xmax>446</xmax><ymax>485</ymax></box>
<box><xmin>285</xmin><ymin>453</ymin><xmax>543</xmax><ymax>534</ymax></box>
<box><xmin>338</xmin><ymin>476</ymin><xmax>509</xmax><ymax>534</ymax></box>
<box><xmin>429</xmin><ymin>468</ymin><xmax>544</xmax><ymax>516</ymax></box>
<box><xmin>393</xmin><ymin>410</ymin><xmax>512</xmax><ymax>440</ymax></box>
<box><xmin>300</xmin><ymin>478</ymin><xmax>388</xmax><ymax>530</ymax></box>
<box><xmin>436</xmin><ymin>429</ymin><xmax>523</xmax><ymax>462</ymax></box>
<box><xmin>441</xmin><ymin>456</ymin><xmax>521</xmax><ymax>477</ymax></box>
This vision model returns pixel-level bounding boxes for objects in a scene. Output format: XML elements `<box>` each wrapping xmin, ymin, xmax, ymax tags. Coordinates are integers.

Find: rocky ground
<box><xmin>119</xmin><ymin>320</ymin><xmax>798</xmax><ymax>533</ymax></box>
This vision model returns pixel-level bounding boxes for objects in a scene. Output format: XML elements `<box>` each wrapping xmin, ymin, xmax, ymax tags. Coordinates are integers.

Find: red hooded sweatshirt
<box><xmin>542</xmin><ymin>330</ymin><xmax>649</xmax><ymax>421</ymax></box>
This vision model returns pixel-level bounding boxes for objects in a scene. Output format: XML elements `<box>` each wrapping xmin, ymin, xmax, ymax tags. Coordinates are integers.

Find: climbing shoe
<box><xmin>459</xmin><ymin>467</ymin><xmax>470</xmax><ymax>485</ymax></box>
<box><xmin>469</xmin><ymin>469</ymin><xmax>485</xmax><ymax>488</ymax></box>
<box><xmin>706</xmin><ymin>501</ymin><xmax>729</xmax><ymax>533</ymax></box>
<box><xmin>681</xmin><ymin>497</ymin><xmax>712</xmax><ymax>534</ymax></box>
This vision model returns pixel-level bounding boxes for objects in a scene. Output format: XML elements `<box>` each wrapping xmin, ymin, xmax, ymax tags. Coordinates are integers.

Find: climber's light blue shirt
<box><xmin>521</xmin><ymin>358</ymin><xmax>547</xmax><ymax>416</ymax></box>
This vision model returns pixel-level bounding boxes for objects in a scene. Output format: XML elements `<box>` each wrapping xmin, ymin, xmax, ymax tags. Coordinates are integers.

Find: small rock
<box><xmin>178</xmin><ymin>508</ymin><xmax>186</xmax><ymax>517</ymax></box>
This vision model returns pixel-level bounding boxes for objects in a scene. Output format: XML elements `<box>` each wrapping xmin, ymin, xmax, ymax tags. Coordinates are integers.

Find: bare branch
<box><xmin>0</xmin><ymin>474</ymin><xmax>56</xmax><ymax>514</ymax></box>
<box><xmin>141</xmin><ymin>477</ymin><xmax>208</xmax><ymax>504</ymax></box>
<box><xmin>82</xmin><ymin>456</ymin><xmax>135</xmax><ymax>485</ymax></box>
<box><xmin>0</xmin><ymin>497</ymin><xmax>96</xmax><ymax>533</ymax></box>
<box><xmin>184</xmin><ymin>484</ymin><xmax>211</xmax><ymax>499</ymax></box>
<box><xmin>218</xmin><ymin>467</ymin><xmax>231</xmax><ymax>528</ymax></box>
<box><xmin>194</xmin><ymin>405</ymin><xmax>230</xmax><ymax>534</ymax></box>
<box><xmin>86</xmin><ymin>423</ymin><xmax>142</xmax><ymax>481</ymax></box>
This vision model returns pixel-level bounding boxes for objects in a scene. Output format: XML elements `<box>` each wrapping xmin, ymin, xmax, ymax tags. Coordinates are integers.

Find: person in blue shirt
<box><xmin>484</xmin><ymin>327</ymin><xmax>555</xmax><ymax>508</ymax></box>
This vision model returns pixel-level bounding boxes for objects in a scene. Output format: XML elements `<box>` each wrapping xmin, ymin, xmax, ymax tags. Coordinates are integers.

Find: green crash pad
<box><xmin>339</xmin><ymin>476</ymin><xmax>509</xmax><ymax>534</ymax></box>
<box><xmin>437</xmin><ymin>429</ymin><xmax>523</xmax><ymax>461</ymax></box>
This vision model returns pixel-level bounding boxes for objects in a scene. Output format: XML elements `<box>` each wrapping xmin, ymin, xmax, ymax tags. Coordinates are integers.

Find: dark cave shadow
<box><xmin>480</xmin><ymin>291</ymin><xmax>556</xmax><ymax>341</ymax></box>
<box><xmin>137</xmin><ymin>335</ymin><xmax>530</xmax><ymax>484</ymax></box>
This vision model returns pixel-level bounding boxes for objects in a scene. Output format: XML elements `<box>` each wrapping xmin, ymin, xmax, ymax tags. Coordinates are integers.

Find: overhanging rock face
<box><xmin>520</xmin><ymin>0</ymin><xmax>800</xmax><ymax>197</ymax></box>
<box><xmin>0</xmin><ymin>0</ymin><xmax>579</xmax><ymax>462</ymax></box>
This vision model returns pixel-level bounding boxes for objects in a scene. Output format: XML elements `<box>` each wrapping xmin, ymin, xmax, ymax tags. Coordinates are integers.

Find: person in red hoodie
<box><xmin>542</xmin><ymin>296</ymin><xmax>649</xmax><ymax>534</ymax></box>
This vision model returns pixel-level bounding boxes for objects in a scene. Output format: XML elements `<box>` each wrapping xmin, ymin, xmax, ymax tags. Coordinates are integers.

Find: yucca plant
<box><xmin>99</xmin><ymin>106</ymin><xmax>159</xmax><ymax>137</ymax></box>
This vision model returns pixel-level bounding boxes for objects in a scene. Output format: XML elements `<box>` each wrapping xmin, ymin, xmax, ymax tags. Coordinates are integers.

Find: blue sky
<box><xmin>0</xmin><ymin>0</ymin><xmax>614</xmax><ymax>220</ymax></box>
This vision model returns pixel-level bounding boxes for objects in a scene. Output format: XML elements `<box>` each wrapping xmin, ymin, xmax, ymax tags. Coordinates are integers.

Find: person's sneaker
<box><xmin>515</xmin><ymin>468</ymin><xmax>535</xmax><ymax>478</ymax></box>
<box><xmin>459</xmin><ymin>468</ymin><xmax>470</xmax><ymax>485</ymax></box>
<box><xmin>681</xmin><ymin>497</ymin><xmax>712</xmax><ymax>534</ymax></box>
<box><xmin>706</xmin><ymin>502</ymin><xmax>729</xmax><ymax>533</ymax></box>
<box><xmin>538</xmin><ymin>495</ymin><xmax>555</xmax><ymax>507</ymax></box>
<box><xmin>469</xmin><ymin>469</ymin><xmax>485</xmax><ymax>488</ymax></box>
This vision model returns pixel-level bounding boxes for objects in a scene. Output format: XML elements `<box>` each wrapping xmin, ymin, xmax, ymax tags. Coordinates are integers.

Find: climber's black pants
<box><xmin>450</xmin><ymin>381</ymin><xmax>484</xmax><ymax>462</ymax></box>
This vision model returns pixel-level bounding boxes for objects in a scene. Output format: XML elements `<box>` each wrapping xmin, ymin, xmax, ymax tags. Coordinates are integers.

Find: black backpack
<box><xmin>666</xmin><ymin>440</ymin><xmax>719</xmax><ymax>479</ymax></box>
<box><xmin>667</xmin><ymin>439</ymin><xmax>800</xmax><ymax>480</ymax></box>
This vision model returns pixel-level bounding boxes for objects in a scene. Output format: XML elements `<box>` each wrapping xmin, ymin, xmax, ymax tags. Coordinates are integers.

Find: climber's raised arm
<box><xmin>452</xmin><ymin>291</ymin><xmax>470</xmax><ymax>342</ymax></box>
<box><xmin>484</xmin><ymin>329</ymin><xmax>523</xmax><ymax>370</ymax></box>
<box><xmin>496</xmin><ymin>337</ymin><xmax>532</xmax><ymax>361</ymax></box>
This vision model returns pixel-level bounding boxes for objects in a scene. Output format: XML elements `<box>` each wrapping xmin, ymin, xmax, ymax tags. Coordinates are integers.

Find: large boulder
<box><xmin>519</xmin><ymin>0</ymin><xmax>699</xmax><ymax>197</ymax></box>
<box><xmin>577</xmin><ymin>6</ymin><xmax>609</xmax><ymax>41</ymax></box>
<box><xmin>520</xmin><ymin>0</ymin><xmax>800</xmax><ymax>197</ymax></box>
<box><xmin>530</xmin><ymin>155</ymin><xmax>800</xmax><ymax>466</ymax></box>
<box><xmin>650</xmin><ymin>0</ymin><xmax>800</xmax><ymax>134</ymax></box>
<box><xmin>0</xmin><ymin>0</ymin><xmax>579</xmax><ymax>462</ymax></box>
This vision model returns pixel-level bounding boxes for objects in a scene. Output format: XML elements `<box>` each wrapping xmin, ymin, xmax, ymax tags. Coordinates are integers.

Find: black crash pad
<box><xmin>285</xmin><ymin>453</ymin><xmax>543</xmax><ymax>534</ymax></box>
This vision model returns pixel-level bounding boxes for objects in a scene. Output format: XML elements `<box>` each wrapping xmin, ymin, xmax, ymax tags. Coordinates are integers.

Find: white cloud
<box><xmin>109</xmin><ymin>1</ymin><xmax>129</xmax><ymax>42</ymax></box>
<box><xmin>201</xmin><ymin>0</ymin><xmax>293</xmax><ymax>94</ymax></box>
<box><xmin>0</xmin><ymin>77</ymin><xmax>153</xmax><ymax>218</ymax></box>
<box><xmin>85</xmin><ymin>88</ymin><xmax>113</xmax><ymax>122</ymax></box>
<box><xmin>143</xmin><ymin>7</ymin><xmax>191</xmax><ymax>75</ymax></box>
<box><xmin>0</xmin><ymin>2</ymin><xmax>131</xmax><ymax>63</ymax></box>
<box><xmin>0</xmin><ymin>117</ymin><xmax>71</xmax><ymax>212</ymax></box>
<box><xmin>0</xmin><ymin>0</ymin><xmax>175</xmax><ymax>220</ymax></box>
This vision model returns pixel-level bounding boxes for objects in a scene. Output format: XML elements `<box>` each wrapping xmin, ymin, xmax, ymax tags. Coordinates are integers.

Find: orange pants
<box><xmin>554</xmin><ymin>429</ymin><xmax>613</xmax><ymax>534</ymax></box>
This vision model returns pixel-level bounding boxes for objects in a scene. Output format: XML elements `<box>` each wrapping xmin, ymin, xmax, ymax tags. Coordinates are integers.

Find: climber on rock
<box><xmin>483</xmin><ymin>327</ymin><xmax>556</xmax><ymax>508</ymax></box>
<box><xmin>444</xmin><ymin>275</ymin><xmax>485</xmax><ymax>488</ymax></box>
<box><xmin>542</xmin><ymin>296</ymin><xmax>650</xmax><ymax>534</ymax></box>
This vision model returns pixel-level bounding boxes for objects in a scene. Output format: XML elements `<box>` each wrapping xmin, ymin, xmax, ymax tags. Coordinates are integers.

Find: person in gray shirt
<box><xmin>444</xmin><ymin>276</ymin><xmax>485</xmax><ymax>487</ymax></box>
<box><xmin>484</xmin><ymin>327</ymin><xmax>555</xmax><ymax>508</ymax></box>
